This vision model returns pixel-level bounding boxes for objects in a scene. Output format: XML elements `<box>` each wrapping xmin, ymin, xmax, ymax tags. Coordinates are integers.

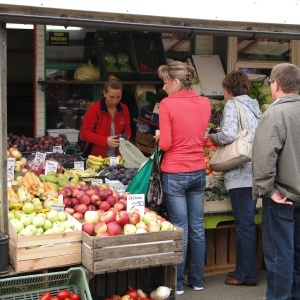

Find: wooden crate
<box><xmin>203</xmin><ymin>223</ymin><xmax>263</xmax><ymax>276</ymax></box>
<box><xmin>135</xmin><ymin>131</ymin><xmax>156</xmax><ymax>154</ymax></box>
<box><xmin>8</xmin><ymin>214</ymin><xmax>82</xmax><ymax>273</ymax></box>
<box><xmin>89</xmin><ymin>265</ymin><xmax>176</xmax><ymax>300</ymax></box>
<box><xmin>82</xmin><ymin>226</ymin><xmax>183</xmax><ymax>274</ymax></box>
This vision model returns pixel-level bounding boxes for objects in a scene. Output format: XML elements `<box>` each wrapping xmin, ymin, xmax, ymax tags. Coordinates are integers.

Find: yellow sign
<box><xmin>49</xmin><ymin>32</ymin><xmax>69</xmax><ymax>46</ymax></box>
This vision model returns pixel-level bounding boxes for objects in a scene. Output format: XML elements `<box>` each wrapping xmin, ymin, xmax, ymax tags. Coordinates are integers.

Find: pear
<box><xmin>46</xmin><ymin>171</ymin><xmax>57</xmax><ymax>177</ymax></box>
<box><xmin>70</xmin><ymin>174</ymin><xmax>79</xmax><ymax>184</ymax></box>
<box><xmin>39</xmin><ymin>174</ymin><xmax>46</xmax><ymax>182</ymax></box>
<box><xmin>45</xmin><ymin>174</ymin><xmax>58</xmax><ymax>184</ymax></box>
<box><xmin>58</xmin><ymin>173</ymin><xmax>69</xmax><ymax>181</ymax></box>
<box><xmin>58</xmin><ymin>178</ymin><xmax>69</xmax><ymax>187</ymax></box>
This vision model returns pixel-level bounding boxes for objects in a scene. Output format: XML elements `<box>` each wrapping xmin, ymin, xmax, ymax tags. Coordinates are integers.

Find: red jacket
<box><xmin>81</xmin><ymin>99</ymin><xmax>131</xmax><ymax>157</ymax></box>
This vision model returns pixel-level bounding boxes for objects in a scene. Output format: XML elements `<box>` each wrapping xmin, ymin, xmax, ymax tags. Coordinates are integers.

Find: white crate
<box><xmin>47</xmin><ymin>129</ymin><xmax>80</xmax><ymax>143</ymax></box>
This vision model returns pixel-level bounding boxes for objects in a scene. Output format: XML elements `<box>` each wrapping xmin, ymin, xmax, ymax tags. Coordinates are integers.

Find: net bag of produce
<box><xmin>74</xmin><ymin>60</ymin><xmax>100</xmax><ymax>81</ymax></box>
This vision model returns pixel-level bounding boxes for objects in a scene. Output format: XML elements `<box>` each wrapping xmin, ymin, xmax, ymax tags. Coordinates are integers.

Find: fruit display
<box><xmin>7</xmin><ymin>133</ymin><xmax>70</xmax><ymax>152</ymax></box>
<box><xmin>86</xmin><ymin>154</ymin><xmax>124</xmax><ymax>170</ymax></box>
<box><xmin>7</xmin><ymin>147</ymin><xmax>28</xmax><ymax>173</ymax></box>
<box><xmin>39</xmin><ymin>289</ymin><xmax>80</xmax><ymax>300</ymax></box>
<box><xmin>99</xmin><ymin>164</ymin><xmax>138</xmax><ymax>185</ymax></box>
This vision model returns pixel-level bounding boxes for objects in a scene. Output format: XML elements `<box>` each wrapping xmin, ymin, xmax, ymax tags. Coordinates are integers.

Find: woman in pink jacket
<box><xmin>157</xmin><ymin>60</ymin><xmax>211</xmax><ymax>295</ymax></box>
<box><xmin>81</xmin><ymin>76</ymin><xmax>131</xmax><ymax>158</ymax></box>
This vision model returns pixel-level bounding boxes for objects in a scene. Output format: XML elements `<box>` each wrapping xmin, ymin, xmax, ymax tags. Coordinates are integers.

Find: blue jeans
<box><xmin>262</xmin><ymin>195</ymin><xmax>300</xmax><ymax>300</ymax></box>
<box><xmin>229</xmin><ymin>187</ymin><xmax>258</xmax><ymax>284</ymax></box>
<box><xmin>162</xmin><ymin>170</ymin><xmax>206</xmax><ymax>291</ymax></box>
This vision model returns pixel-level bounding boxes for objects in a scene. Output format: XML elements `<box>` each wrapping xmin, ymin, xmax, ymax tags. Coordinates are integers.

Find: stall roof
<box><xmin>1</xmin><ymin>1</ymin><xmax>300</xmax><ymax>38</ymax></box>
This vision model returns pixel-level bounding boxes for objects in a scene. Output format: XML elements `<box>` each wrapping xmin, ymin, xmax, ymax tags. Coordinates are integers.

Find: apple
<box><xmin>135</xmin><ymin>221</ymin><xmax>148</xmax><ymax>232</ymax></box>
<box><xmin>20</xmin><ymin>214</ymin><xmax>33</xmax><ymax>226</ymax></box>
<box><xmin>76</xmin><ymin>191</ymin><xmax>86</xmax><ymax>200</ymax></box>
<box><xmin>58</xmin><ymin>190</ymin><xmax>68</xmax><ymax>198</ymax></box>
<box><xmin>14</xmin><ymin>161</ymin><xmax>24</xmax><ymax>172</ymax></box>
<box><xmin>43</xmin><ymin>219</ymin><xmax>53</xmax><ymax>230</ymax></box>
<box><xmin>112</xmin><ymin>189</ymin><xmax>121</xmax><ymax>200</ymax></box>
<box><xmin>65</xmin><ymin>207</ymin><xmax>75</xmax><ymax>215</ymax></box>
<box><xmin>90</xmin><ymin>194</ymin><xmax>101</xmax><ymax>205</ymax></box>
<box><xmin>106</xmin><ymin>195</ymin><xmax>117</xmax><ymax>207</ymax></box>
<box><xmin>87</xmin><ymin>204</ymin><xmax>97</xmax><ymax>211</ymax></box>
<box><xmin>96</xmin><ymin>231</ymin><xmax>111</xmax><ymax>237</ymax></box>
<box><xmin>47</xmin><ymin>210</ymin><xmax>59</xmax><ymax>223</ymax></box>
<box><xmin>62</xmin><ymin>186</ymin><xmax>72</xmax><ymax>197</ymax></box>
<box><xmin>90</xmin><ymin>186</ymin><xmax>99</xmax><ymax>194</ymax></box>
<box><xmin>63</xmin><ymin>197</ymin><xmax>73</xmax><ymax>208</ymax></box>
<box><xmin>94</xmin><ymin>221</ymin><xmax>107</xmax><ymax>234</ymax></box>
<box><xmin>85</xmin><ymin>189</ymin><xmax>96</xmax><ymax>197</ymax></box>
<box><xmin>71</xmin><ymin>188</ymin><xmax>80</xmax><ymax>198</ymax></box>
<box><xmin>84</xmin><ymin>210</ymin><xmax>101</xmax><ymax>224</ymax></box>
<box><xmin>100</xmin><ymin>210</ymin><xmax>116</xmax><ymax>224</ymax></box>
<box><xmin>62</xmin><ymin>220</ymin><xmax>74</xmax><ymax>230</ymax></box>
<box><xmin>71</xmin><ymin>197</ymin><xmax>79</xmax><ymax>206</ymax></box>
<box><xmin>121</xmin><ymin>191</ymin><xmax>131</xmax><ymax>200</ymax></box>
<box><xmin>148</xmin><ymin>220</ymin><xmax>161</xmax><ymax>232</ymax></box>
<box><xmin>142</xmin><ymin>211</ymin><xmax>158</xmax><ymax>225</ymax></box>
<box><xmin>99</xmin><ymin>201</ymin><xmax>110</xmax><ymax>211</ymax></box>
<box><xmin>82</xmin><ymin>222</ymin><xmax>95</xmax><ymax>236</ymax></box>
<box><xmin>10</xmin><ymin>219</ymin><xmax>25</xmax><ymax>233</ymax></box>
<box><xmin>25</xmin><ymin>224</ymin><xmax>38</xmax><ymax>235</ymax></box>
<box><xmin>107</xmin><ymin>221</ymin><xmax>121</xmax><ymax>236</ymax></box>
<box><xmin>57</xmin><ymin>211</ymin><xmax>67</xmax><ymax>222</ymax></box>
<box><xmin>36</xmin><ymin>227</ymin><xmax>44</xmax><ymax>235</ymax></box>
<box><xmin>99</xmin><ymin>188</ymin><xmax>109</xmax><ymax>200</ymax></box>
<box><xmin>14</xmin><ymin>210</ymin><xmax>25</xmax><ymax>220</ymax></box>
<box><xmin>8</xmin><ymin>211</ymin><xmax>15</xmax><ymax>220</ymax></box>
<box><xmin>18</xmin><ymin>157</ymin><xmax>27</xmax><ymax>166</ymax></box>
<box><xmin>73</xmin><ymin>212</ymin><xmax>84</xmax><ymax>220</ymax></box>
<box><xmin>128</xmin><ymin>211</ymin><xmax>140</xmax><ymax>225</ymax></box>
<box><xmin>75</xmin><ymin>204</ymin><xmax>88</xmax><ymax>214</ymax></box>
<box><xmin>80</xmin><ymin>185</ymin><xmax>90</xmax><ymax>192</ymax></box>
<box><xmin>79</xmin><ymin>194</ymin><xmax>91</xmax><ymax>205</ymax></box>
<box><xmin>32</xmin><ymin>215</ymin><xmax>45</xmax><ymax>227</ymax></box>
<box><xmin>52</xmin><ymin>221</ymin><xmax>65</xmax><ymax>233</ymax></box>
<box><xmin>44</xmin><ymin>229</ymin><xmax>55</xmax><ymax>234</ymax></box>
<box><xmin>116</xmin><ymin>211</ymin><xmax>129</xmax><ymax>226</ymax></box>
<box><xmin>114</xmin><ymin>200</ymin><xmax>126</xmax><ymax>211</ymax></box>
<box><xmin>160</xmin><ymin>220</ymin><xmax>174</xmax><ymax>231</ymax></box>
<box><xmin>157</xmin><ymin>217</ymin><xmax>167</xmax><ymax>225</ymax></box>
<box><xmin>22</xmin><ymin>202</ymin><xmax>35</xmax><ymax>214</ymax></box>
<box><xmin>19</xmin><ymin>227</ymin><xmax>34</xmax><ymax>236</ymax></box>
<box><xmin>123</xmin><ymin>223</ymin><xmax>137</xmax><ymax>235</ymax></box>
<box><xmin>11</xmin><ymin>149</ymin><xmax>22</xmax><ymax>159</ymax></box>
<box><xmin>136</xmin><ymin>227</ymin><xmax>148</xmax><ymax>234</ymax></box>
<box><xmin>74</xmin><ymin>183</ymin><xmax>83</xmax><ymax>190</ymax></box>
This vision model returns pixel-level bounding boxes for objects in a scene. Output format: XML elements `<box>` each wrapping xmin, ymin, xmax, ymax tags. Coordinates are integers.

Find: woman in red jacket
<box><xmin>81</xmin><ymin>76</ymin><xmax>131</xmax><ymax>157</ymax></box>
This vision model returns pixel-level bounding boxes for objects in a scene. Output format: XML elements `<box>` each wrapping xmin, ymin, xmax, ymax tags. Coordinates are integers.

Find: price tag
<box><xmin>33</xmin><ymin>152</ymin><xmax>46</xmax><ymax>164</ymax></box>
<box><xmin>110</xmin><ymin>156</ymin><xmax>119</xmax><ymax>166</ymax></box>
<box><xmin>51</xmin><ymin>204</ymin><xmax>65</xmax><ymax>212</ymax></box>
<box><xmin>44</xmin><ymin>160</ymin><xmax>58</xmax><ymax>174</ymax></box>
<box><xmin>7</xmin><ymin>157</ymin><xmax>15</xmax><ymax>179</ymax></box>
<box><xmin>48</xmin><ymin>130</ymin><xmax>60</xmax><ymax>137</ymax></box>
<box><xmin>53</xmin><ymin>145</ymin><xmax>63</xmax><ymax>154</ymax></box>
<box><xmin>91</xmin><ymin>178</ymin><xmax>103</xmax><ymax>186</ymax></box>
<box><xmin>7</xmin><ymin>178</ymin><xmax>12</xmax><ymax>187</ymax></box>
<box><xmin>74</xmin><ymin>161</ymin><xmax>84</xmax><ymax>170</ymax></box>
<box><xmin>127</xmin><ymin>194</ymin><xmax>145</xmax><ymax>215</ymax></box>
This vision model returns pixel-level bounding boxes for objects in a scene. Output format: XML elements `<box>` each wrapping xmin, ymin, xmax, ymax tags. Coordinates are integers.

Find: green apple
<box><xmin>25</xmin><ymin>224</ymin><xmax>37</xmax><ymax>235</ymax></box>
<box><xmin>14</xmin><ymin>210</ymin><xmax>25</xmax><ymax>220</ymax></box>
<box><xmin>19</xmin><ymin>227</ymin><xmax>34</xmax><ymax>236</ymax></box>
<box><xmin>57</xmin><ymin>211</ymin><xmax>67</xmax><ymax>222</ymax></box>
<box><xmin>8</xmin><ymin>211</ymin><xmax>15</xmax><ymax>220</ymax></box>
<box><xmin>44</xmin><ymin>229</ymin><xmax>55</xmax><ymax>234</ymax></box>
<box><xmin>47</xmin><ymin>210</ymin><xmax>59</xmax><ymax>223</ymax></box>
<box><xmin>37</xmin><ymin>212</ymin><xmax>47</xmax><ymax>220</ymax></box>
<box><xmin>10</xmin><ymin>219</ymin><xmax>25</xmax><ymax>233</ymax></box>
<box><xmin>43</xmin><ymin>219</ymin><xmax>53</xmax><ymax>230</ymax></box>
<box><xmin>22</xmin><ymin>202</ymin><xmax>35</xmax><ymax>214</ymax></box>
<box><xmin>20</xmin><ymin>214</ymin><xmax>33</xmax><ymax>226</ymax></box>
<box><xmin>64</xmin><ymin>227</ymin><xmax>73</xmax><ymax>232</ymax></box>
<box><xmin>62</xmin><ymin>220</ymin><xmax>74</xmax><ymax>230</ymax></box>
<box><xmin>32</xmin><ymin>215</ymin><xmax>45</xmax><ymax>227</ymax></box>
<box><xmin>36</xmin><ymin>227</ymin><xmax>44</xmax><ymax>235</ymax></box>
<box><xmin>52</xmin><ymin>222</ymin><xmax>65</xmax><ymax>233</ymax></box>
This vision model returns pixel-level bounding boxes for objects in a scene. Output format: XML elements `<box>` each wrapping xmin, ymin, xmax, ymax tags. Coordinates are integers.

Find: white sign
<box><xmin>7</xmin><ymin>157</ymin><xmax>15</xmax><ymax>179</ymax></box>
<box><xmin>91</xmin><ymin>178</ymin><xmax>103</xmax><ymax>186</ymax></box>
<box><xmin>33</xmin><ymin>152</ymin><xmax>46</xmax><ymax>164</ymax></box>
<box><xmin>127</xmin><ymin>194</ymin><xmax>145</xmax><ymax>215</ymax></box>
<box><xmin>48</xmin><ymin>130</ymin><xmax>60</xmax><ymax>137</ymax></box>
<box><xmin>110</xmin><ymin>156</ymin><xmax>119</xmax><ymax>166</ymax></box>
<box><xmin>44</xmin><ymin>160</ymin><xmax>58</xmax><ymax>174</ymax></box>
<box><xmin>74</xmin><ymin>161</ymin><xmax>84</xmax><ymax>170</ymax></box>
<box><xmin>51</xmin><ymin>204</ymin><xmax>65</xmax><ymax>212</ymax></box>
<box><xmin>53</xmin><ymin>145</ymin><xmax>63</xmax><ymax>153</ymax></box>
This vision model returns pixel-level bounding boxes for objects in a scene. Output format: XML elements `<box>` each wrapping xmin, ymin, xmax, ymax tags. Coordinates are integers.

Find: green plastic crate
<box><xmin>0</xmin><ymin>267</ymin><xmax>92</xmax><ymax>300</ymax></box>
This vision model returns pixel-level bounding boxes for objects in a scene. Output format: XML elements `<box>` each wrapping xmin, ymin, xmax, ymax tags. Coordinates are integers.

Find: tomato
<box><xmin>70</xmin><ymin>293</ymin><xmax>81</xmax><ymax>300</ymax></box>
<box><xmin>50</xmin><ymin>297</ymin><xmax>59</xmax><ymax>300</ymax></box>
<box><xmin>56</xmin><ymin>290</ymin><xmax>71</xmax><ymax>299</ymax></box>
<box><xmin>39</xmin><ymin>291</ymin><xmax>51</xmax><ymax>300</ymax></box>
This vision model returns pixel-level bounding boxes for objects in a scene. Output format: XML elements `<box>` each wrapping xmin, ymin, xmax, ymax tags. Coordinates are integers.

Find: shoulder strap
<box><xmin>233</xmin><ymin>98</ymin><xmax>249</xmax><ymax>130</ymax></box>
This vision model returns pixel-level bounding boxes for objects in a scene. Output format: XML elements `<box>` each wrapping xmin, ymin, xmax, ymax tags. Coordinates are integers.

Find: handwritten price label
<box><xmin>91</xmin><ymin>178</ymin><xmax>103</xmax><ymax>186</ymax></box>
<box><xmin>53</xmin><ymin>145</ymin><xmax>63</xmax><ymax>154</ymax></box>
<box><xmin>7</xmin><ymin>157</ymin><xmax>15</xmax><ymax>179</ymax></box>
<box><xmin>110</xmin><ymin>156</ymin><xmax>119</xmax><ymax>166</ymax></box>
<box><xmin>74</xmin><ymin>161</ymin><xmax>84</xmax><ymax>170</ymax></box>
<box><xmin>34</xmin><ymin>152</ymin><xmax>46</xmax><ymax>164</ymax></box>
<box><xmin>127</xmin><ymin>194</ymin><xmax>145</xmax><ymax>215</ymax></box>
<box><xmin>44</xmin><ymin>160</ymin><xmax>58</xmax><ymax>174</ymax></box>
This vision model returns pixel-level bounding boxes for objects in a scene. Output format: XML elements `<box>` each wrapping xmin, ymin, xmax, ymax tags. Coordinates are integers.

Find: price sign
<box><xmin>33</xmin><ymin>152</ymin><xmax>46</xmax><ymax>164</ymax></box>
<box><xmin>91</xmin><ymin>178</ymin><xmax>103</xmax><ymax>186</ymax></box>
<box><xmin>127</xmin><ymin>194</ymin><xmax>145</xmax><ymax>215</ymax></box>
<box><xmin>48</xmin><ymin>130</ymin><xmax>60</xmax><ymax>137</ymax></box>
<box><xmin>53</xmin><ymin>145</ymin><xmax>63</xmax><ymax>154</ymax></box>
<box><xmin>110</xmin><ymin>156</ymin><xmax>119</xmax><ymax>166</ymax></box>
<box><xmin>74</xmin><ymin>161</ymin><xmax>84</xmax><ymax>170</ymax></box>
<box><xmin>7</xmin><ymin>178</ymin><xmax>12</xmax><ymax>187</ymax></box>
<box><xmin>44</xmin><ymin>160</ymin><xmax>58</xmax><ymax>174</ymax></box>
<box><xmin>51</xmin><ymin>204</ymin><xmax>65</xmax><ymax>212</ymax></box>
<box><xmin>7</xmin><ymin>157</ymin><xmax>15</xmax><ymax>179</ymax></box>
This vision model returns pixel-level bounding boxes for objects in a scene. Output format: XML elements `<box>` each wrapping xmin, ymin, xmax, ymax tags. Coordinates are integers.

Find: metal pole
<box><xmin>0</xmin><ymin>23</ymin><xmax>8</xmax><ymax>236</ymax></box>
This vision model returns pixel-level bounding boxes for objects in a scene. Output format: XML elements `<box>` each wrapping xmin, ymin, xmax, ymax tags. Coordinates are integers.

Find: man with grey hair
<box><xmin>252</xmin><ymin>63</ymin><xmax>300</xmax><ymax>300</ymax></box>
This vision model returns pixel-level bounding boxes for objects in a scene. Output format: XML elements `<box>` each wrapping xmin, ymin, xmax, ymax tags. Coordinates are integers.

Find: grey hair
<box><xmin>271</xmin><ymin>63</ymin><xmax>300</xmax><ymax>94</ymax></box>
<box><xmin>158</xmin><ymin>60</ymin><xmax>195</xmax><ymax>90</ymax></box>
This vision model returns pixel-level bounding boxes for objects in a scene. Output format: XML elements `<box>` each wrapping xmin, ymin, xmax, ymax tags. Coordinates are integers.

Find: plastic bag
<box><xmin>119</xmin><ymin>138</ymin><xmax>148</xmax><ymax>169</ymax></box>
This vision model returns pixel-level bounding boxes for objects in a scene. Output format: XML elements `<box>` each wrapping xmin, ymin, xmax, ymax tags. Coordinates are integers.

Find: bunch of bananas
<box><xmin>86</xmin><ymin>155</ymin><xmax>105</xmax><ymax>170</ymax></box>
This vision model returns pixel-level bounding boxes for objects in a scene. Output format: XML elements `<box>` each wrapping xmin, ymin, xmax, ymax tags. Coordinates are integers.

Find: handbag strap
<box><xmin>152</xmin><ymin>146</ymin><xmax>164</xmax><ymax>174</ymax></box>
<box><xmin>233</xmin><ymin>98</ymin><xmax>249</xmax><ymax>131</ymax></box>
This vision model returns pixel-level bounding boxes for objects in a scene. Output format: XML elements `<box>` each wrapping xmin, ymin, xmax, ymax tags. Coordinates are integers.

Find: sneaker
<box><xmin>176</xmin><ymin>290</ymin><xmax>184</xmax><ymax>295</ymax></box>
<box><xmin>184</xmin><ymin>274</ymin><xmax>204</xmax><ymax>291</ymax></box>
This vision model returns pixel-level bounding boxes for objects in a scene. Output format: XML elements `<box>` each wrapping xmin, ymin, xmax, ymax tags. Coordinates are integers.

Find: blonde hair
<box><xmin>158</xmin><ymin>60</ymin><xmax>195</xmax><ymax>90</ymax></box>
<box><xmin>104</xmin><ymin>75</ymin><xmax>123</xmax><ymax>92</ymax></box>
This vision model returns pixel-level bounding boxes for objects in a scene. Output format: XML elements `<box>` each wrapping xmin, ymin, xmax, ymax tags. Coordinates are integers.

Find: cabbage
<box><xmin>116</xmin><ymin>52</ymin><xmax>129</xmax><ymax>65</ymax></box>
<box><xmin>249</xmin><ymin>82</ymin><xmax>273</xmax><ymax>107</ymax></box>
<box><xmin>119</xmin><ymin>63</ymin><xmax>132</xmax><ymax>72</ymax></box>
<box><xmin>103</xmin><ymin>52</ymin><xmax>116</xmax><ymax>65</ymax></box>
<box><xmin>106</xmin><ymin>64</ymin><xmax>119</xmax><ymax>72</ymax></box>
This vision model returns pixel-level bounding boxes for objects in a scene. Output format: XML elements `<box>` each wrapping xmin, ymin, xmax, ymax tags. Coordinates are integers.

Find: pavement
<box><xmin>177</xmin><ymin>269</ymin><xmax>267</xmax><ymax>300</ymax></box>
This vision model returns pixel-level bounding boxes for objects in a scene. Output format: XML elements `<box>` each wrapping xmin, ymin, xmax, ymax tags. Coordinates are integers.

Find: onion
<box><xmin>150</xmin><ymin>286</ymin><xmax>172</xmax><ymax>300</ymax></box>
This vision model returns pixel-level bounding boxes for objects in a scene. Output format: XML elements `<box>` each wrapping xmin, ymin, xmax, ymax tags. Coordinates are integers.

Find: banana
<box><xmin>87</xmin><ymin>158</ymin><xmax>103</xmax><ymax>167</ymax></box>
<box><xmin>87</xmin><ymin>162</ymin><xmax>101</xmax><ymax>170</ymax></box>
<box><xmin>88</xmin><ymin>155</ymin><xmax>104</xmax><ymax>163</ymax></box>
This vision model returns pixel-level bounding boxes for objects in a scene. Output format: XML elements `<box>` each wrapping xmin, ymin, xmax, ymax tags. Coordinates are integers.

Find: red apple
<box><xmin>109</xmin><ymin>207</ymin><xmax>118</xmax><ymax>217</ymax></box>
<box><xmin>76</xmin><ymin>191</ymin><xmax>86</xmax><ymax>200</ymax></box>
<box><xmin>99</xmin><ymin>201</ymin><xmax>110</xmax><ymax>211</ymax></box>
<box><xmin>97</xmin><ymin>209</ymin><xmax>105</xmax><ymax>217</ymax></box>
<box><xmin>90</xmin><ymin>194</ymin><xmax>101</xmax><ymax>205</ymax></box>
<box><xmin>58</xmin><ymin>190</ymin><xmax>68</xmax><ymax>198</ymax></box>
<box><xmin>85</xmin><ymin>189</ymin><xmax>96</xmax><ymax>197</ymax></box>
<box><xmin>112</xmin><ymin>189</ymin><xmax>120</xmax><ymax>200</ymax></box>
<box><xmin>73</xmin><ymin>211</ymin><xmax>84</xmax><ymax>220</ymax></box>
<box><xmin>106</xmin><ymin>195</ymin><xmax>117</xmax><ymax>207</ymax></box>
<box><xmin>71</xmin><ymin>197</ymin><xmax>79</xmax><ymax>206</ymax></box>
<box><xmin>100</xmin><ymin>210</ymin><xmax>116</xmax><ymax>224</ymax></box>
<box><xmin>80</xmin><ymin>185</ymin><xmax>90</xmax><ymax>192</ymax></box>
<box><xmin>90</xmin><ymin>186</ymin><xmax>100</xmax><ymax>194</ymax></box>
<box><xmin>87</xmin><ymin>204</ymin><xmax>97</xmax><ymax>211</ymax></box>
<box><xmin>99</xmin><ymin>188</ymin><xmax>109</xmax><ymax>200</ymax></box>
<box><xmin>114</xmin><ymin>200</ymin><xmax>126</xmax><ymax>211</ymax></box>
<box><xmin>157</xmin><ymin>217</ymin><xmax>167</xmax><ymax>225</ymax></box>
<box><xmin>128</xmin><ymin>211</ymin><xmax>140</xmax><ymax>225</ymax></box>
<box><xmin>65</xmin><ymin>207</ymin><xmax>75</xmax><ymax>215</ymax></box>
<box><xmin>11</xmin><ymin>149</ymin><xmax>22</xmax><ymax>159</ymax></box>
<box><xmin>107</xmin><ymin>221</ymin><xmax>122</xmax><ymax>236</ymax></box>
<box><xmin>74</xmin><ymin>183</ymin><xmax>83</xmax><ymax>189</ymax></box>
<box><xmin>148</xmin><ymin>220</ymin><xmax>161</xmax><ymax>232</ymax></box>
<box><xmin>79</xmin><ymin>194</ymin><xmax>91</xmax><ymax>205</ymax></box>
<box><xmin>96</xmin><ymin>231</ymin><xmax>111</xmax><ymax>237</ymax></box>
<box><xmin>62</xmin><ymin>186</ymin><xmax>72</xmax><ymax>197</ymax></box>
<box><xmin>94</xmin><ymin>221</ymin><xmax>107</xmax><ymax>234</ymax></box>
<box><xmin>121</xmin><ymin>191</ymin><xmax>131</xmax><ymax>200</ymax></box>
<box><xmin>71</xmin><ymin>188</ymin><xmax>80</xmax><ymax>198</ymax></box>
<box><xmin>63</xmin><ymin>197</ymin><xmax>73</xmax><ymax>208</ymax></box>
<box><xmin>116</xmin><ymin>211</ymin><xmax>129</xmax><ymax>226</ymax></box>
<box><xmin>82</xmin><ymin>222</ymin><xmax>94</xmax><ymax>236</ymax></box>
<box><xmin>75</xmin><ymin>203</ymin><xmax>88</xmax><ymax>214</ymax></box>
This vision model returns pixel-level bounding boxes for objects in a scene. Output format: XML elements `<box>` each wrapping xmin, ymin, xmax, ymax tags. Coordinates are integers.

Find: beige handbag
<box><xmin>209</xmin><ymin>99</ymin><xmax>252</xmax><ymax>172</ymax></box>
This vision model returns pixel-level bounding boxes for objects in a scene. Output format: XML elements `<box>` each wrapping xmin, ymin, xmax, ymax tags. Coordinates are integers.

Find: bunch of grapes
<box><xmin>210</xmin><ymin>109</ymin><xmax>223</xmax><ymax>128</ymax></box>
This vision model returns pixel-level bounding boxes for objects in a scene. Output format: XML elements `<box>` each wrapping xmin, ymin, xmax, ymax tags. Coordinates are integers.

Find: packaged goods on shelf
<box><xmin>47</xmin><ymin>128</ymin><xmax>80</xmax><ymax>144</ymax></box>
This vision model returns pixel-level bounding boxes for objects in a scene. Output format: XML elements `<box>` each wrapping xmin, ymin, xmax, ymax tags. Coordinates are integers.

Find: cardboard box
<box><xmin>139</xmin><ymin>106</ymin><xmax>159</xmax><ymax>126</ymax></box>
<box><xmin>81</xmin><ymin>226</ymin><xmax>184</xmax><ymax>274</ymax></box>
<box><xmin>135</xmin><ymin>131</ymin><xmax>156</xmax><ymax>154</ymax></box>
<box><xmin>8</xmin><ymin>213</ymin><xmax>82</xmax><ymax>273</ymax></box>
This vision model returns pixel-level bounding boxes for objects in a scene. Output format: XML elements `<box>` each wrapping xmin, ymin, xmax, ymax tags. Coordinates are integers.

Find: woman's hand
<box><xmin>107</xmin><ymin>136</ymin><xmax>120</xmax><ymax>148</ymax></box>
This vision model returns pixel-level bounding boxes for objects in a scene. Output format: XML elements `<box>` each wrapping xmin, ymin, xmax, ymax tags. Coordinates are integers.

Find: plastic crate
<box><xmin>47</xmin><ymin>129</ymin><xmax>80</xmax><ymax>144</ymax></box>
<box><xmin>0</xmin><ymin>267</ymin><xmax>92</xmax><ymax>300</ymax></box>
<box><xmin>131</xmin><ymin>32</ymin><xmax>167</xmax><ymax>80</ymax></box>
<box><xmin>93</xmin><ymin>30</ymin><xmax>138</xmax><ymax>80</ymax></box>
